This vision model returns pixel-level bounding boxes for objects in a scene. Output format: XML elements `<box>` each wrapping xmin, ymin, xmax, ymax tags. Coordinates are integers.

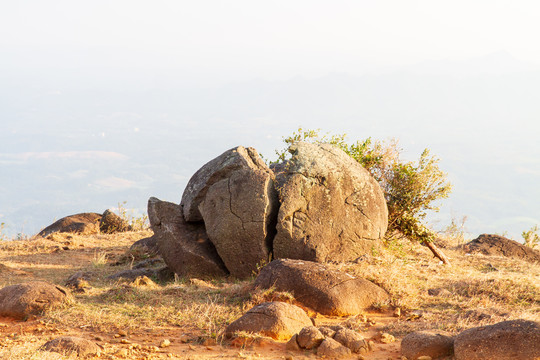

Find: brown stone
<box><xmin>317</xmin><ymin>337</ymin><xmax>352</xmax><ymax>358</ymax></box>
<box><xmin>296</xmin><ymin>326</ymin><xmax>325</xmax><ymax>350</ymax></box>
<box><xmin>199</xmin><ymin>167</ymin><xmax>278</xmax><ymax>278</ymax></box>
<box><xmin>181</xmin><ymin>146</ymin><xmax>270</xmax><ymax>222</ymax></box>
<box><xmin>273</xmin><ymin>142</ymin><xmax>388</xmax><ymax>262</ymax></box>
<box><xmin>40</xmin><ymin>336</ymin><xmax>101</xmax><ymax>356</ymax></box>
<box><xmin>254</xmin><ymin>259</ymin><xmax>389</xmax><ymax>315</ymax></box>
<box><xmin>148</xmin><ymin>197</ymin><xmax>228</xmax><ymax>278</ymax></box>
<box><xmin>99</xmin><ymin>209</ymin><xmax>132</xmax><ymax>233</ymax></box>
<box><xmin>37</xmin><ymin>212</ymin><xmax>102</xmax><ymax>237</ymax></box>
<box><xmin>0</xmin><ymin>281</ymin><xmax>73</xmax><ymax>319</ymax></box>
<box><xmin>225</xmin><ymin>302</ymin><xmax>312</xmax><ymax>341</ymax></box>
<box><xmin>401</xmin><ymin>330</ymin><xmax>454</xmax><ymax>360</ymax></box>
<box><xmin>334</xmin><ymin>328</ymin><xmax>368</xmax><ymax>353</ymax></box>
<box><xmin>454</xmin><ymin>319</ymin><xmax>540</xmax><ymax>360</ymax></box>
<box><xmin>462</xmin><ymin>234</ymin><xmax>540</xmax><ymax>263</ymax></box>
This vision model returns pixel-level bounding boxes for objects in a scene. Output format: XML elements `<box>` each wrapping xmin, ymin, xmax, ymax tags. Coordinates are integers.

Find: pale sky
<box><xmin>2</xmin><ymin>1</ymin><xmax>540</xmax><ymax>83</ymax></box>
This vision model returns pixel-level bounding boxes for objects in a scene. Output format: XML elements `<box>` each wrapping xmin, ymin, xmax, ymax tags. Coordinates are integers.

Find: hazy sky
<box><xmin>3</xmin><ymin>1</ymin><xmax>540</xmax><ymax>83</ymax></box>
<box><xmin>1</xmin><ymin>1</ymin><xmax>540</xmax><ymax>239</ymax></box>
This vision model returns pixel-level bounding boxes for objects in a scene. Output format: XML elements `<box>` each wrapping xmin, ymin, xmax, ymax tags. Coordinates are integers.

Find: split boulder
<box><xmin>254</xmin><ymin>259</ymin><xmax>389</xmax><ymax>315</ymax></box>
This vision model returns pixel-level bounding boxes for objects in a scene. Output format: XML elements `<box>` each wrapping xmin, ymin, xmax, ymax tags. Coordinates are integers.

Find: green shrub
<box><xmin>522</xmin><ymin>225</ymin><xmax>539</xmax><ymax>249</ymax></box>
<box><xmin>275</xmin><ymin>128</ymin><xmax>452</xmax><ymax>244</ymax></box>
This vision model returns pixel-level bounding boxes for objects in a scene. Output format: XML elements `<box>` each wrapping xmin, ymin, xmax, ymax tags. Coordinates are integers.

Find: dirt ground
<box><xmin>0</xmin><ymin>230</ymin><xmax>538</xmax><ymax>359</ymax></box>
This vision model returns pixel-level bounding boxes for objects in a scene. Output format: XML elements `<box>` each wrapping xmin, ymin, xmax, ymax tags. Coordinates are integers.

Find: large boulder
<box><xmin>199</xmin><ymin>168</ymin><xmax>279</xmax><ymax>278</ymax></box>
<box><xmin>462</xmin><ymin>234</ymin><xmax>540</xmax><ymax>263</ymax></box>
<box><xmin>37</xmin><ymin>213</ymin><xmax>102</xmax><ymax>237</ymax></box>
<box><xmin>225</xmin><ymin>301</ymin><xmax>312</xmax><ymax>340</ymax></box>
<box><xmin>148</xmin><ymin>197</ymin><xmax>228</xmax><ymax>278</ymax></box>
<box><xmin>254</xmin><ymin>259</ymin><xmax>389</xmax><ymax>315</ymax></box>
<box><xmin>273</xmin><ymin>142</ymin><xmax>388</xmax><ymax>262</ymax></box>
<box><xmin>40</xmin><ymin>336</ymin><xmax>101</xmax><ymax>357</ymax></box>
<box><xmin>454</xmin><ymin>319</ymin><xmax>540</xmax><ymax>360</ymax></box>
<box><xmin>0</xmin><ymin>281</ymin><xmax>72</xmax><ymax>319</ymax></box>
<box><xmin>401</xmin><ymin>330</ymin><xmax>455</xmax><ymax>360</ymax></box>
<box><xmin>181</xmin><ymin>146</ymin><xmax>270</xmax><ymax>222</ymax></box>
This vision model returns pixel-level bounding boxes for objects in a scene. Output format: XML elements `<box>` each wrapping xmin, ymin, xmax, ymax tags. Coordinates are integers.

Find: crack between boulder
<box><xmin>227</xmin><ymin>178</ymin><xmax>246</xmax><ymax>231</ymax></box>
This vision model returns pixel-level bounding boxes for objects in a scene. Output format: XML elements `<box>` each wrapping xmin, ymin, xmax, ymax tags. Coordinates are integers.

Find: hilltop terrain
<box><xmin>0</xmin><ymin>229</ymin><xmax>538</xmax><ymax>359</ymax></box>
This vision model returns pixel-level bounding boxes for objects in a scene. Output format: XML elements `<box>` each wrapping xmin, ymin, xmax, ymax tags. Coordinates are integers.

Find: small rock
<box><xmin>394</xmin><ymin>307</ymin><xmax>401</xmax><ymax>317</ymax></box>
<box><xmin>318</xmin><ymin>326</ymin><xmax>336</xmax><ymax>338</ymax></box>
<box><xmin>296</xmin><ymin>326</ymin><xmax>325</xmax><ymax>350</ymax></box>
<box><xmin>380</xmin><ymin>332</ymin><xmax>395</xmax><ymax>344</ymax></box>
<box><xmin>160</xmin><ymin>339</ymin><xmax>171</xmax><ymax>348</ymax></box>
<box><xmin>203</xmin><ymin>338</ymin><xmax>217</xmax><ymax>346</ymax></box>
<box><xmin>179</xmin><ymin>334</ymin><xmax>190</xmax><ymax>343</ymax></box>
<box><xmin>117</xmin><ymin>329</ymin><xmax>128</xmax><ymax>337</ymax></box>
<box><xmin>317</xmin><ymin>337</ymin><xmax>352</xmax><ymax>358</ymax></box>
<box><xmin>334</xmin><ymin>328</ymin><xmax>368</xmax><ymax>353</ymax></box>
<box><xmin>120</xmin><ymin>339</ymin><xmax>131</xmax><ymax>344</ymax></box>
<box><xmin>401</xmin><ymin>330</ymin><xmax>454</xmax><ymax>360</ymax></box>
<box><xmin>114</xmin><ymin>348</ymin><xmax>129</xmax><ymax>358</ymax></box>
<box><xmin>286</xmin><ymin>334</ymin><xmax>301</xmax><ymax>351</ymax></box>
<box><xmin>40</xmin><ymin>336</ymin><xmax>101</xmax><ymax>357</ymax></box>
<box><xmin>417</xmin><ymin>356</ymin><xmax>432</xmax><ymax>360</ymax></box>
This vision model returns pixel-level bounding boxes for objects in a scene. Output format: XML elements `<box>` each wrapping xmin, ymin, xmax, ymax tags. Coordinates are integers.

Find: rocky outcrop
<box><xmin>99</xmin><ymin>209</ymin><xmax>132</xmax><ymax>234</ymax></box>
<box><xmin>254</xmin><ymin>259</ymin><xmax>389</xmax><ymax>315</ymax></box>
<box><xmin>152</xmin><ymin>142</ymin><xmax>388</xmax><ymax>279</ymax></box>
<box><xmin>454</xmin><ymin>319</ymin><xmax>540</xmax><ymax>360</ymax></box>
<box><xmin>38</xmin><ymin>213</ymin><xmax>102</xmax><ymax>237</ymax></box>
<box><xmin>273</xmin><ymin>142</ymin><xmax>388</xmax><ymax>262</ymax></box>
<box><xmin>462</xmin><ymin>234</ymin><xmax>540</xmax><ymax>263</ymax></box>
<box><xmin>40</xmin><ymin>336</ymin><xmax>101</xmax><ymax>357</ymax></box>
<box><xmin>0</xmin><ymin>281</ymin><xmax>73</xmax><ymax>319</ymax></box>
<box><xmin>225</xmin><ymin>302</ymin><xmax>312</xmax><ymax>340</ymax></box>
<box><xmin>401</xmin><ymin>330</ymin><xmax>454</xmax><ymax>360</ymax></box>
<box><xmin>148</xmin><ymin>197</ymin><xmax>228</xmax><ymax>278</ymax></box>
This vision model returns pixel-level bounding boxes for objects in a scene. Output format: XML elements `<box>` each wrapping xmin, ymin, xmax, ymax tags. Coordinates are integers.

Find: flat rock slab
<box><xmin>462</xmin><ymin>234</ymin><xmax>540</xmax><ymax>263</ymax></box>
<box><xmin>40</xmin><ymin>336</ymin><xmax>101</xmax><ymax>357</ymax></box>
<box><xmin>225</xmin><ymin>301</ymin><xmax>312</xmax><ymax>340</ymax></box>
<box><xmin>0</xmin><ymin>281</ymin><xmax>72</xmax><ymax>319</ymax></box>
<box><xmin>454</xmin><ymin>319</ymin><xmax>540</xmax><ymax>360</ymax></box>
<box><xmin>37</xmin><ymin>213</ymin><xmax>102</xmax><ymax>237</ymax></box>
<box><xmin>273</xmin><ymin>142</ymin><xmax>388</xmax><ymax>262</ymax></box>
<box><xmin>148</xmin><ymin>197</ymin><xmax>228</xmax><ymax>278</ymax></box>
<box><xmin>401</xmin><ymin>330</ymin><xmax>454</xmax><ymax>360</ymax></box>
<box><xmin>254</xmin><ymin>259</ymin><xmax>389</xmax><ymax>315</ymax></box>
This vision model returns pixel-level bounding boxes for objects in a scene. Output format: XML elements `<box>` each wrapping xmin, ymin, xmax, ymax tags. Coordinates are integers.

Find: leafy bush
<box><xmin>275</xmin><ymin>128</ymin><xmax>452</xmax><ymax>244</ymax></box>
<box><xmin>522</xmin><ymin>225</ymin><xmax>539</xmax><ymax>249</ymax></box>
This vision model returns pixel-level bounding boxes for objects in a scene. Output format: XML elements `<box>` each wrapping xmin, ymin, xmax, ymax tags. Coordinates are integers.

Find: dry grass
<box><xmin>0</xmin><ymin>230</ymin><xmax>538</xmax><ymax>359</ymax></box>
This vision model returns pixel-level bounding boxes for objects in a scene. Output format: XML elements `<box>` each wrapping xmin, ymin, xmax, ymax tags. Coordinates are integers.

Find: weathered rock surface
<box><xmin>317</xmin><ymin>337</ymin><xmax>352</xmax><ymax>358</ymax></box>
<box><xmin>454</xmin><ymin>319</ymin><xmax>540</xmax><ymax>360</ymax></box>
<box><xmin>148</xmin><ymin>197</ymin><xmax>228</xmax><ymax>278</ymax></box>
<box><xmin>40</xmin><ymin>336</ymin><xmax>101</xmax><ymax>357</ymax></box>
<box><xmin>296</xmin><ymin>326</ymin><xmax>325</xmax><ymax>349</ymax></box>
<box><xmin>181</xmin><ymin>146</ymin><xmax>270</xmax><ymax>222</ymax></box>
<box><xmin>254</xmin><ymin>259</ymin><xmax>389</xmax><ymax>315</ymax></box>
<box><xmin>199</xmin><ymin>167</ymin><xmax>278</xmax><ymax>278</ymax></box>
<box><xmin>37</xmin><ymin>213</ymin><xmax>102</xmax><ymax>237</ymax></box>
<box><xmin>130</xmin><ymin>235</ymin><xmax>159</xmax><ymax>254</ymax></box>
<box><xmin>462</xmin><ymin>234</ymin><xmax>540</xmax><ymax>263</ymax></box>
<box><xmin>334</xmin><ymin>328</ymin><xmax>368</xmax><ymax>353</ymax></box>
<box><xmin>99</xmin><ymin>209</ymin><xmax>132</xmax><ymax>234</ymax></box>
<box><xmin>401</xmin><ymin>330</ymin><xmax>454</xmax><ymax>360</ymax></box>
<box><xmin>225</xmin><ymin>301</ymin><xmax>312</xmax><ymax>340</ymax></box>
<box><xmin>108</xmin><ymin>268</ymin><xmax>156</xmax><ymax>280</ymax></box>
<box><xmin>273</xmin><ymin>142</ymin><xmax>388</xmax><ymax>262</ymax></box>
<box><xmin>0</xmin><ymin>281</ymin><xmax>72</xmax><ymax>319</ymax></box>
